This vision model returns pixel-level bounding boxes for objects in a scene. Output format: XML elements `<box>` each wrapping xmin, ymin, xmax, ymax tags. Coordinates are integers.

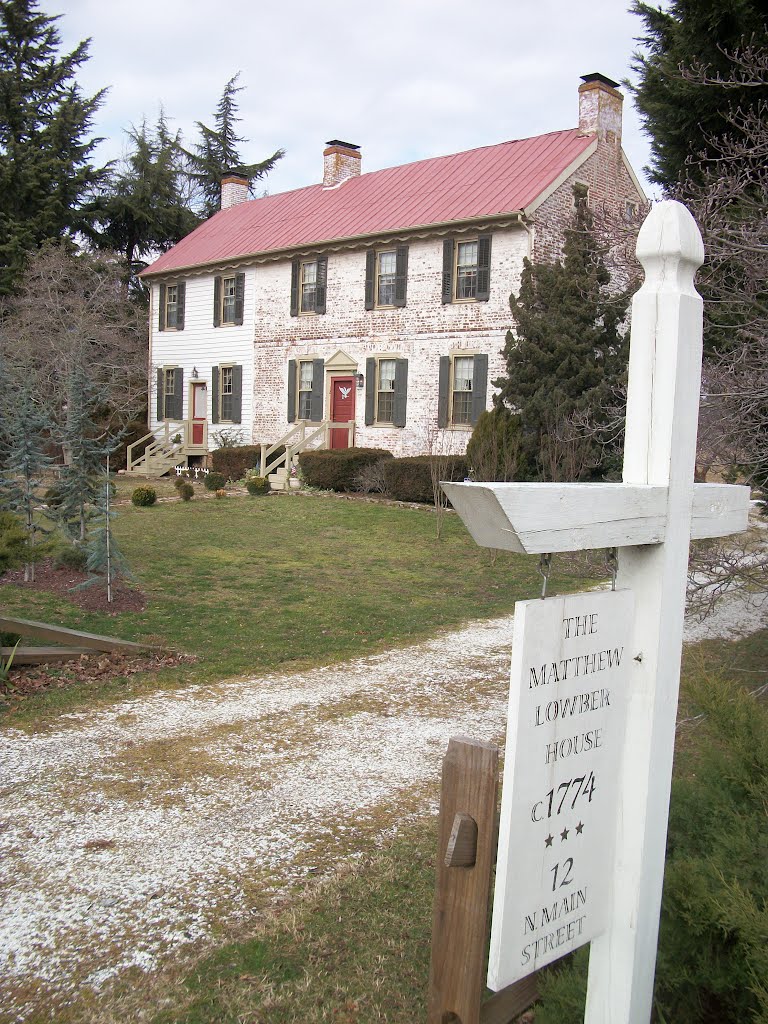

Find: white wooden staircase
<box><xmin>125</xmin><ymin>421</ymin><xmax>204</xmax><ymax>478</ymax></box>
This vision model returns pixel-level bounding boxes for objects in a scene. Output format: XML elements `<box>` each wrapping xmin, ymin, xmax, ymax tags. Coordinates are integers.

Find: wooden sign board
<box><xmin>487</xmin><ymin>589</ymin><xmax>634</xmax><ymax>991</ymax></box>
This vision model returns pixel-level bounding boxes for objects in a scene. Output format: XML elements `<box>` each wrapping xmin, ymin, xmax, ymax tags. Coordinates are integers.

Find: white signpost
<box><xmin>442</xmin><ymin>201</ymin><xmax>750</xmax><ymax>1023</ymax></box>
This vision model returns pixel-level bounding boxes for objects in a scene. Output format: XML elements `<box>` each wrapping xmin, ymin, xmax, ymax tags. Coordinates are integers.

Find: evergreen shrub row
<box><xmin>382</xmin><ymin>456</ymin><xmax>469</xmax><ymax>503</ymax></box>
<box><xmin>210</xmin><ymin>445</ymin><xmax>263</xmax><ymax>480</ymax></box>
<box><xmin>298</xmin><ymin>449</ymin><xmax>394</xmax><ymax>492</ymax></box>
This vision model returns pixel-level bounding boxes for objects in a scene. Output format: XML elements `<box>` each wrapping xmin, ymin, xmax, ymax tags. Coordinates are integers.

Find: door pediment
<box><xmin>324</xmin><ymin>349</ymin><xmax>357</xmax><ymax>373</ymax></box>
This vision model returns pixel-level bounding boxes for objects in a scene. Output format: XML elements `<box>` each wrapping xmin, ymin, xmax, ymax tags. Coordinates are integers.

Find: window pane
<box><xmin>166</xmin><ymin>285</ymin><xmax>178</xmax><ymax>328</ymax></box>
<box><xmin>221</xmin><ymin>367</ymin><xmax>233</xmax><ymax>394</ymax></box>
<box><xmin>299</xmin><ymin>361</ymin><xmax>314</xmax><ymax>389</ymax></box>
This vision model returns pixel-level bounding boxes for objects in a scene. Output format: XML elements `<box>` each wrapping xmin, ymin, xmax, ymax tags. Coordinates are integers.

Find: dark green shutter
<box><xmin>393</xmin><ymin>358</ymin><xmax>408</xmax><ymax>427</ymax></box>
<box><xmin>213</xmin><ymin>277</ymin><xmax>222</xmax><ymax>326</ymax></box>
<box><xmin>438</xmin><ymin>356</ymin><xmax>450</xmax><ymax>427</ymax></box>
<box><xmin>394</xmin><ymin>246</ymin><xmax>408</xmax><ymax>307</ymax></box>
<box><xmin>176</xmin><ymin>281</ymin><xmax>185</xmax><ymax>330</ymax></box>
<box><xmin>158</xmin><ymin>284</ymin><xmax>166</xmax><ymax>331</ymax></box>
<box><xmin>476</xmin><ymin>235</ymin><xmax>492</xmax><ymax>301</ymax></box>
<box><xmin>287</xmin><ymin>360</ymin><xmax>296</xmax><ymax>422</ymax></box>
<box><xmin>211</xmin><ymin>366</ymin><xmax>220</xmax><ymax>424</ymax></box>
<box><xmin>310</xmin><ymin>358</ymin><xmax>324</xmax><ymax>422</ymax></box>
<box><xmin>364</xmin><ymin>357</ymin><xmax>376</xmax><ymax>425</ymax></box>
<box><xmin>442</xmin><ymin>240</ymin><xmax>454</xmax><ymax>303</ymax></box>
<box><xmin>315</xmin><ymin>257</ymin><xmax>327</xmax><ymax>314</ymax></box>
<box><xmin>364</xmin><ymin>251</ymin><xmax>376</xmax><ymax>310</ymax></box>
<box><xmin>471</xmin><ymin>354</ymin><xmax>488</xmax><ymax>424</ymax></box>
<box><xmin>290</xmin><ymin>260</ymin><xmax>299</xmax><ymax>316</ymax></box>
<box><xmin>156</xmin><ymin>368</ymin><xmax>164</xmax><ymax>419</ymax></box>
<box><xmin>234</xmin><ymin>273</ymin><xmax>245</xmax><ymax>325</ymax></box>
<box><xmin>173</xmin><ymin>368</ymin><xmax>184</xmax><ymax>420</ymax></box>
<box><xmin>231</xmin><ymin>364</ymin><xmax>243</xmax><ymax>423</ymax></box>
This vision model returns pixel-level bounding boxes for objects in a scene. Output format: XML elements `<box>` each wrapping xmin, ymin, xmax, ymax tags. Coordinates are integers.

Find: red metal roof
<box><xmin>142</xmin><ymin>129</ymin><xmax>593</xmax><ymax>277</ymax></box>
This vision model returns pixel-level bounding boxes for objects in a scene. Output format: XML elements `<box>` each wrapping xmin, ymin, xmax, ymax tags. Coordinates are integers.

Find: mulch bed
<box><xmin>0</xmin><ymin>558</ymin><xmax>147</xmax><ymax>613</ymax></box>
<box><xmin>1</xmin><ymin>559</ymin><xmax>195</xmax><ymax>707</ymax></box>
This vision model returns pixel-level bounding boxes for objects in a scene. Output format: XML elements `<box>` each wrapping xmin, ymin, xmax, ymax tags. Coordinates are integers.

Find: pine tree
<box><xmin>57</xmin><ymin>361</ymin><xmax>122</xmax><ymax>542</ymax></box>
<box><xmin>76</xmin><ymin>458</ymin><xmax>131</xmax><ymax>601</ymax></box>
<box><xmin>495</xmin><ymin>198</ymin><xmax>629</xmax><ymax>482</ymax></box>
<box><xmin>630</xmin><ymin>0</ymin><xmax>768</xmax><ymax>189</ymax></box>
<box><xmin>89</xmin><ymin>113</ymin><xmax>200</xmax><ymax>287</ymax></box>
<box><xmin>0</xmin><ymin>0</ymin><xmax>107</xmax><ymax>293</ymax></box>
<box><xmin>184</xmin><ymin>73</ymin><xmax>284</xmax><ymax>218</ymax></box>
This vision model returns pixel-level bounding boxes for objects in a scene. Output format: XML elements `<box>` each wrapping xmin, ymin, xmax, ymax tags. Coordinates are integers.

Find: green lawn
<box><xmin>1</xmin><ymin>492</ymin><xmax>595</xmax><ymax>721</ymax></box>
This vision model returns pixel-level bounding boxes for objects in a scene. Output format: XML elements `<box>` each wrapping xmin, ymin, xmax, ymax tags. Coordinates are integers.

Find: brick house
<box><xmin>135</xmin><ymin>73</ymin><xmax>644</xmax><ymax>477</ymax></box>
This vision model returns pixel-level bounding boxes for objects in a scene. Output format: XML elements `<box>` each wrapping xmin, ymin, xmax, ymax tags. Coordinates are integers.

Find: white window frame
<box><xmin>219</xmin><ymin>364</ymin><xmax>235</xmax><ymax>422</ymax></box>
<box><xmin>450</xmin><ymin>354</ymin><xmax>475</xmax><ymax>426</ymax></box>
<box><xmin>221</xmin><ymin>275</ymin><xmax>237</xmax><ymax>324</ymax></box>
<box><xmin>454</xmin><ymin>240</ymin><xmax>479</xmax><ymax>301</ymax></box>
<box><xmin>299</xmin><ymin>260</ymin><xmax>318</xmax><ymax>314</ymax></box>
<box><xmin>375</xmin><ymin>249</ymin><xmax>397</xmax><ymax>308</ymax></box>
<box><xmin>297</xmin><ymin>359</ymin><xmax>314</xmax><ymax>419</ymax></box>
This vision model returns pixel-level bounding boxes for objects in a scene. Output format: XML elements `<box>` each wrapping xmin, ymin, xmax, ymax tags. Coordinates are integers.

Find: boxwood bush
<box><xmin>298</xmin><ymin>448</ymin><xmax>393</xmax><ymax>492</ymax></box>
<box><xmin>204</xmin><ymin>471</ymin><xmax>227</xmax><ymax>491</ymax></box>
<box><xmin>131</xmin><ymin>486</ymin><xmax>157</xmax><ymax>507</ymax></box>
<box><xmin>382</xmin><ymin>455</ymin><xmax>469</xmax><ymax>504</ymax></box>
<box><xmin>246</xmin><ymin>476</ymin><xmax>270</xmax><ymax>496</ymax></box>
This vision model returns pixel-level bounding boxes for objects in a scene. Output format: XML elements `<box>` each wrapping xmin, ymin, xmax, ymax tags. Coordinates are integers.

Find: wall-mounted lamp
<box><xmin>355</xmin><ymin>372</ymin><xmax>364</xmax><ymax>390</ymax></box>
<box><xmin>191</xmin><ymin>366</ymin><xmax>199</xmax><ymax>379</ymax></box>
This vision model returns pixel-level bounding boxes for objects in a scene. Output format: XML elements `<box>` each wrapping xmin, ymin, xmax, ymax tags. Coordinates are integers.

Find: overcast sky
<box><xmin>57</xmin><ymin>0</ymin><xmax>661</xmax><ymax>200</ymax></box>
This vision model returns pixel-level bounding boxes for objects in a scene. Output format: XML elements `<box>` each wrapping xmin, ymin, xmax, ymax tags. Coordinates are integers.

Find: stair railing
<box><xmin>126</xmin><ymin>421</ymin><xmax>189</xmax><ymax>473</ymax></box>
<box><xmin>261</xmin><ymin>420</ymin><xmax>336</xmax><ymax>477</ymax></box>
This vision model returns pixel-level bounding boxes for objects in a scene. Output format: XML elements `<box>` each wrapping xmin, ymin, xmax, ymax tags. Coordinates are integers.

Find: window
<box><xmin>376</xmin><ymin>251</ymin><xmax>397</xmax><ymax>307</ymax></box>
<box><xmin>376</xmin><ymin>359</ymin><xmax>396</xmax><ymax>422</ymax></box>
<box><xmin>365</xmin><ymin>246</ymin><xmax>408</xmax><ymax>309</ymax></box>
<box><xmin>364</xmin><ymin>357</ymin><xmax>408</xmax><ymax>427</ymax></box>
<box><xmin>437</xmin><ymin>353</ymin><xmax>488</xmax><ymax>428</ymax></box>
<box><xmin>290</xmin><ymin>257</ymin><xmax>327</xmax><ymax>315</ymax></box>
<box><xmin>156</xmin><ymin>366</ymin><xmax>183</xmax><ymax>421</ymax></box>
<box><xmin>220</xmin><ymin>366</ymin><xmax>234</xmax><ymax>421</ymax></box>
<box><xmin>452</xmin><ymin>356</ymin><xmax>474</xmax><ymax>424</ymax></box>
<box><xmin>456</xmin><ymin>241</ymin><xmax>479</xmax><ymax>300</ymax></box>
<box><xmin>211</xmin><ymin>364</ymin><xmax>243</xmax><ymax>424</ymax></box>
<box><xmin>213</xmin><ymin>273</ymin><xmax>245</xmax><ymax>326</ymax></box>
<box><xmin>297</xmin><ymin>360</ymin><xmax>314</xmax><ymax>419</ymax></box>
<box><xmin>287</xmin><ymin>358</ymin><xmax>324</xmax><ymax>422</ymax></box>
<box><xmin>300</xmin><ymin>261</ymin><xmax>318</xmax><ymax>313</ymax></box>
<box><xmin>158</xmin><ymin>281</ymin><xmax>185</xmax><ymax>331</ymax></box>
<box><xmin>442</xmin><ymin>236</ymin><xmax>491</xmax><ymax>303</ymax></box>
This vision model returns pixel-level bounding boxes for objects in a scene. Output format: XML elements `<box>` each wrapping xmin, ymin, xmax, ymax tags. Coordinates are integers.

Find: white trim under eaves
<box><xmin>523</xmin><ymin>138</ymin><xmax>598</xmax><ymax>218</ymax></box>
<box><xmin>622</xmin><ymin>150</ymin><xmax>648</xmax><ymax>202</ymax></box>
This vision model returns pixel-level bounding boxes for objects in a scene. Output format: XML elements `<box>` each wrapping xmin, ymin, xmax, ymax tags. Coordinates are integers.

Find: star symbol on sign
<box><xmin>560</xmin><ymin>827</ymin><xmax>569</xmax><ymax>841</ymax></box>
<box><xmin>545</xmin><ymin>834</ymin><xmax>553</xmax><ymax>848</ymax></box>
<box><xmin>576</xmin><ymin>821</ymin><xmax>584</xmax><ymax>835</ymax></box>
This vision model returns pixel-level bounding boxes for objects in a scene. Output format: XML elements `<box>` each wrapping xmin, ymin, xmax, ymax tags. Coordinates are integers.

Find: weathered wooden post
<box><xmin>439</xmin><ymin>201</ymin><xmax>750</xmax><ymax>1023</ymax></box>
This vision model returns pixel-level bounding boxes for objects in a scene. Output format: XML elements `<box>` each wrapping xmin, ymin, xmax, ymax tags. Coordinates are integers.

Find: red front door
<box><xmin>330</xmin><ymin>376</ymin><xmax>355</xmax><ymax>449</ymax></box>
<box><xmin>191</xmin><ymin>381</ymin><xmax>207</xmax><ymax>445</ymax></box>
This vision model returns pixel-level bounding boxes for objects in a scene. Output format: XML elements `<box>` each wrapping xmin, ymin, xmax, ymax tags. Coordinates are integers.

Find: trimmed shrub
<box><xmin>246</xmin><ymin>476</ymin><xmax>270</xmax><ymax>496</ymax></box>
<box><xmin>466</xmin><ymin>407</ymin><xmax>524</xmax><ymax>481</ymax></box>
<box><xmin>52</xmin><ymin>544</ymin><xmax>88</xmax><ymax>571</ymax></box>
<box><xmin>383</xmin><ymin>455</ymin><xmax>469</xmax><ymax>504</ymax></box>
<box><xmin>211</xmin><ymin>445</ymin><xmax>263</xmax><ymax>480</ymax></box>
<box><xmin>298</xmin><ymin>448</ymin><xmax>394</xmax><ymax>492</ymax></box>
<box><xmin>131</xmin><ymin>486</ymin><xmax>157</xmax><ymax>507</ymax></box>
<box><xmin>204</xmin><ymin>472</ymin><xmax>227</xmax><ymax>491</ymax></box>
<box><xmin>173</xmin><ymin>473</ymin><xmax>191</xmax><ymax>490</ymax></box>
<box><xmin>178</xmin><ymin>482</ymin><xmax>194</xmax><ymax>501</ymax></box>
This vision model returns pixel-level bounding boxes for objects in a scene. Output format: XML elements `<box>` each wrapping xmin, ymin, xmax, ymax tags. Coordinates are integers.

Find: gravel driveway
<box><xmin>0</xmin><ymin>593</ymin><xmax>764</xmax><ymax>1021</ymax></box>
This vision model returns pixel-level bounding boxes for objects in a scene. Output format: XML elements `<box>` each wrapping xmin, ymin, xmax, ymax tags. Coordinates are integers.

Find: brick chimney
<box><xmin>221</xmin><ymin>171</ymin><xmax>250</xmax><ymax>209</ymax></box>
<box><xmin>323</xmin><ymin>140</ymin><xmax>361</xmax><ymax>188</ymax></box>
<box><xmin>578</xmin><ymin>73</ymin><xmax>623</xmax><ymax>149</ymax></box>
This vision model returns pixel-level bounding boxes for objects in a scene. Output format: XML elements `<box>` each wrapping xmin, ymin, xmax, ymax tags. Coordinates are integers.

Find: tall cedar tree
<box><xmin>0</xmin><ymin>0</ymin><xmax>106</xmax><ymax>293</ymax></box>
<box><xmin>495</xmin><ymin>199</ymin><xmax>629</xmax><ymax>482</ymax></box>
<box><xmin>88</xmin><ymin>113</ymin><xmax>200</xmax><ymax>287</ymax></box>
<box><xmin>630</xmin><ymin>0</ymin><xmax>768</xmax><ymax>189</ymax></box>
<box><xmin>184</xmin><ymin>73</ymin><xmax>284</xmax><ymax>219</ymax></box>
